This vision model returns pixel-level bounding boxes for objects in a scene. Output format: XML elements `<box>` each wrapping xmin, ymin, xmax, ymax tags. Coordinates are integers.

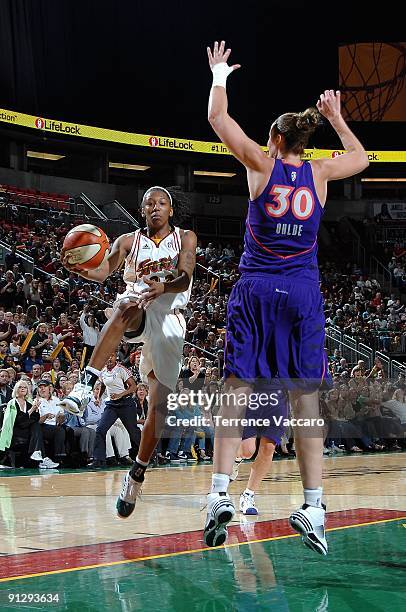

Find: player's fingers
<box><xmin>231</xmin><ymin>64</ymin><xmax>241</xmax><ymax>71</ymax></box>
<box><xmin>207</xmin><ymin>47</ymin><xmax>213</xmax><ymax>64</ymax></box>
<box><xmin>219</xmin><ymin>40</ymin><xmax>225</xmax><ymax>54</ymax></box>
<box><xmin>223</xmin><ymin>48</ymin><xmax>231</xmax><ymax>61</ymax></box>
<box><xmin>214</xmin><ymin>41</ymin><xmax>219</xmax><ymax>56</ymax></box>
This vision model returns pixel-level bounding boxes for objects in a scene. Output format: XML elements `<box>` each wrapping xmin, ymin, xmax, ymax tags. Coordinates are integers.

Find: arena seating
<box><xmin>0</xmin><ymin>184</ymin><xmax>72</xmax><ymax>211</ymax></box>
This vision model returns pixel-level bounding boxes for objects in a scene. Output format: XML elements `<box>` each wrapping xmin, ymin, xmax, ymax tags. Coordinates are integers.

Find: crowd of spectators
<box><xmin>322</xmin><ymin>355</ymin><xmax>406</xmax><ymax>453</ymax></box>
<box><xmin>0</xmin><ymin>215</ymin><xmax>405</xmax><ymax>470</ymax></box>
<box><xmin>387</xmin><ymin>243</ymin><xmax>406</xmax><ymax>290</ymax></box>
<box><xmin>320</xmin><ymin>261</ymin><xmax>406</xmax><ymax>353</ymax></box>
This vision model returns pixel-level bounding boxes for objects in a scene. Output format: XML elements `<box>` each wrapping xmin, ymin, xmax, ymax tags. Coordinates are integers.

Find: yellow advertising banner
<box><xmin>1</xmin><ymin>107</ymin><xmax>405</xmax><ymax>162</ymax></box>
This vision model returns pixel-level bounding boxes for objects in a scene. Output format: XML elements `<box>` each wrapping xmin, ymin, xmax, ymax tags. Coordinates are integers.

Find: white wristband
<box><xmin>211</xmin><ymin>62</ymin><xmax>233</xmax><ymax>88</ymax></box>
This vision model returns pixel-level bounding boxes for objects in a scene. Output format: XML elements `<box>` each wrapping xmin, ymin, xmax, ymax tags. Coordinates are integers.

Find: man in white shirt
<box><xmin>85</xmin><ymin>382</ymin><xmax>132</xmax><ymax>465</ymax></box>
<box><xmin>382</xmin><ymin>390</ymin><xmax>406</xmax><ymax>425</ymax></box>
<box><xmin>89</xmin><ymin>353</ymin><xmax>139</xmax><ymax>468</ymax></box>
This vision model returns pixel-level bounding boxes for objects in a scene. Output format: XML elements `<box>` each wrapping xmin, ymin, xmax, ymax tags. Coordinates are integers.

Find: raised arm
<box><xmin>61</xmin><ymin>233</ymin><xmax>133</xmax><ymax>283</ymax></box>
<box><xmin>313</xmin><ymin>90</ymin><xmax>369</xmax><ymax>181</ymax></box>
<box><xmin>207</xmin><ymin>41</ymin><xmax>269</xmax><ymax>173</ymax></box>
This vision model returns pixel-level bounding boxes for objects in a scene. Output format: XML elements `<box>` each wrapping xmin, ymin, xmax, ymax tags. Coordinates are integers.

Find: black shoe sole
<box><xmin>289</xmin><ymin>516</ymin><xmax>328</xmax><ymax>556</ymax></box>
<box><xmin>116</xmin><ymin>499</ymin><xmax>136</xmax><ymax>519</ymax></box>
<box><xmin>204</xmin><ymin>509</ymin><xmax>233</xmax><ymax>547</ymax></box>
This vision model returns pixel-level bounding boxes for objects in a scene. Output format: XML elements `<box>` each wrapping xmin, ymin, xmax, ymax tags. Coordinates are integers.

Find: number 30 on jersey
<box><xmin>265</xmin><ymin>185</ymin><xmax>315</xmax><ymax>220</ymax></box>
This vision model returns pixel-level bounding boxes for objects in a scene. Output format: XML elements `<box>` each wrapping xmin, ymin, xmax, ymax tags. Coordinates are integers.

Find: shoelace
<box><xmin>121</xmin><ymin>475</ymin><xmax>143</xmax><ymax>501</ymax></box>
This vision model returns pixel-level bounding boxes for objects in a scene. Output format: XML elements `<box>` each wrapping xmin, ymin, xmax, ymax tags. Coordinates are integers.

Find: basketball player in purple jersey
<box><xmin>203</xmin><ymin>41</ymin><xmax>369</xmax><ymax>554</ymax></box>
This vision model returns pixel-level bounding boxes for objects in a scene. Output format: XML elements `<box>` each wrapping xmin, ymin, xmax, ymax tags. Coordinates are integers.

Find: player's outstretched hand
<box><xmin>207</xmin><ymin>40</ymin><xmax>241</xmax><ymax>72</ymax></box>
<box><xmin>60</xmin><ymin>248</ymin><xmax>82</xmax><ymax>274</ymax></box>
<box><xmin>316</xmin><ymin>90</ymin><xmax>341</xmax><ymax>122</ymax></box>
<box><xmin>138</xmin><ymin>278</ymin><xmax>165</xmax><ymax>310</ymax></box>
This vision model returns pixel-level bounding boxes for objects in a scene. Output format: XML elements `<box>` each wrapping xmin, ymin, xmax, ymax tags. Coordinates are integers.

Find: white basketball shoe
<box><xmin>289</xmin><ymin>503</ymin><xmax>328</xmax><ymax>555</ymax></box>
<box><xmin>204</xmin><ymin>492</ymin><xmax>235</xmax><ymax>547</ymax></box>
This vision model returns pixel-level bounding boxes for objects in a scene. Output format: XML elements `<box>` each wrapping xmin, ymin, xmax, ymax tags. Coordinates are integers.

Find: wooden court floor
<box><xmin>0</xmin><ymin>453</ymin><xmax>405</xmax><ymax>611</ymax></box>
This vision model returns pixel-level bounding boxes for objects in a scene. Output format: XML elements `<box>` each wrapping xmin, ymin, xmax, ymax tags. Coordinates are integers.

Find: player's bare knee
<box><xmin>258</xmin><ymin>440</ymin><xmax>276</xmax><ymax>459</ymax></box>
<box><xmin>240</xmin><ymin>439</ymin><xmax>256</xmax><ymax>458</ymax></box>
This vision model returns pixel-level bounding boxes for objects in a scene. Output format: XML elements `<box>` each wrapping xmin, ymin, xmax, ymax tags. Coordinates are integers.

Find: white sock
<box><xmin>135</xmin><ymin>456</ymin><xmax>149</xmax><ymax>467</ymax></box>
<box><xmin>211</xmin><ymin>473</ymin><xmax>230</xmax><ymax>493</ymax></box>
<box><xmin>244</xmin><ymin>488</ymin><xmax>255</xmax><ymax>496</ymax></box>
<box><xmin>86</xmin><ymin>366</ymin><xmax>101</xmax><ymax>376</ymax></box>
<box><xmin>304</xmin><ymin>487</ymin><xmax>323</xmax><ymax>508</ymax></box>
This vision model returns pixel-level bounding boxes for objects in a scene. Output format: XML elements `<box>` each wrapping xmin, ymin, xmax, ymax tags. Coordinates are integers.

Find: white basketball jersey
<box><xmin>122</xmin><ymin>227</ymin><xmax>192</xmax><ymax>310</ymax></box>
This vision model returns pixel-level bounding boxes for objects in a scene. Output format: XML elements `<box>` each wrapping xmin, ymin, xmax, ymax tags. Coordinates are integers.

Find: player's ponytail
<box><xmin>272</xmin><ymin>107</ymin><xmax>322</xmax><ymax>154</ymax></box>
<box><xmin>295</xmin><ymin>107</ymin><xmax>321</xmax><ymax>132</ymax></box>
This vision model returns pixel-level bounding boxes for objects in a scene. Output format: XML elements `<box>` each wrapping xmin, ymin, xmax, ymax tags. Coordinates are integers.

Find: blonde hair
<box><xmin>392</xmin><ymin>388</ymin><xmax>404</xmax><ymax>402</ymax></box>
<box><xmin>12</xmin><ymin>379</ymin><xmax>32</xmax><ymax>402</ymax></box>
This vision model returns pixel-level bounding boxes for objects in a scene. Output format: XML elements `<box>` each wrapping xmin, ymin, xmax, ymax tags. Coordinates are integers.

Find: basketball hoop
<box><xmin>339</xmin><ymin>42</ymin><xmax>406</xmax><ymax>121</ymax></box>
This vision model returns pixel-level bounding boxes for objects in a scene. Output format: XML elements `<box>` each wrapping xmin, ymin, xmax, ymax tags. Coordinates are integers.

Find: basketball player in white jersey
<box><xmin>60</xmin><ymin>186</ymin><xmax>196</xmax><ymax>517</ymax></box>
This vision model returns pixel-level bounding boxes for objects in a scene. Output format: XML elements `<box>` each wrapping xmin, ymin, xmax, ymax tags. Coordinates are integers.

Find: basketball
<box><xmin>63</xmin><ymin>224</ymin><xmax>110</xmax><ymax>271</ymax></box>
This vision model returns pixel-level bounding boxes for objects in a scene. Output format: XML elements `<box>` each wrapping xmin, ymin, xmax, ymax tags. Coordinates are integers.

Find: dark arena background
<box><xmin>0</xmin><ymin>1</ymin><xmax>405</xmax><ymax>610</ymax></box>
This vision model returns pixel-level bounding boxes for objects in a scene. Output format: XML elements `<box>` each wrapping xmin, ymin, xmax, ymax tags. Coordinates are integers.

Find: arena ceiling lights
<box><xmin>361</xmin><ymin>178</ymin><xmax>406</xmax><ymax>182</ymax></box>
<box><xmin>194</xmin><ymin>170</ymin><xmax>236</xmax><ymax>178</ymax></box>
<box><xmin>109</xmin><ymin>162</ymin><xmax>150</xmax><ymax>171</ymax></box>
<box><xmin>26</xmin><ymin>150</ymin><xmax>65</xmax><ymax>161</ymax></box>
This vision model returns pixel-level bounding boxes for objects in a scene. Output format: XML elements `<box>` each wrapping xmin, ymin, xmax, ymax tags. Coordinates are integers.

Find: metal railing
<box><xmin>0</xmin><ymin>239</ymin><xmax>35</xmax><ymax>274</ymax></box>
<box><xmin>195</xmin><ymin>262</ymin><xmax>221</xmax><ymax>294</ymax></box>
<box><xmin>76</xmin><ymin>193</ymin><xmax>108</xmax><ymax>220</ymax></box>
<box><xmin>184</xmin><ymin>341</ymin><xmax>217</xmax><ymax>360</ymax></box>
<box><xmin>358</xmin><ymin>343</ymin><xmax>375</xmax><ymax>370</ymax></box>
<box><xmin>369</xmin><ymin>255</ymin><xmax>393</xmax><ymax>293</ymax></box>
<box><xmin>374</xmin><ymin>351</ymin><xmax>391</xmax><ymax>378</ymax></box>
<box><xmin>342</xmin><ymin>217</ymin><xmax>367</xmax><ymax>269</ymax></box>
<box><xmin>325</xmin><ymin>328</ymin><xmax>374</xmax><ymax>369</ymax></box>
<box><xmin>102</xmin><ymin>200</ymin><xmax>140</xmax><ymax>228</ymax></box>
<box><xmin>390</xmin><ymin>359</ymin><xmax>406</xmax><ymax>379</ymax></box>
<box><xmin>326</xmin><ymin>326</ymin><xmax>404</xmax><ymax>375</ymax></box>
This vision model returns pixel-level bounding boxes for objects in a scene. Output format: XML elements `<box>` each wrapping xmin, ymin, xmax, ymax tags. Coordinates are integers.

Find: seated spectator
<box><xmin>382</xmin><ymin>389</ymin><xmax>406</xmax><ymax>426</ymax></box>
<box><xmin>33</xmin><ymin>380</ymin><xmax>67</xmax><ymax>464</ymax></box>
<box><xmin>165</xmin><ymin>389</ymin><xmax>198</xmax><ymax>462</ymax></box>
<box><xmin>30</xmin><ymin>363</ymin><xmax>43</xmax><ymax>392</ymax></box>
<box><xmin>0</xmin><ymin>271</ymin><xmax>16</xmax><ymax>309</ymax></box>
<box><xmin>180</xmin><ymin>355</ymin><xmax>206</xmax><ymax>391</ymax></box>
<box><xmin>0</xmin><ymin>368</ymin><xmax>12</xmax><ymax>407</ymax></box>
<box><xmin>16</xmin><ymin>313</ymin><xmax>29</xmax><ymax>338</ymax></box>
<box><xmin>0</xmin><ymin>379</ymin><xmax>58</xmax><ymax>468</ymax></box>
<box><xmin>0</xmin><ymin>341</ymin><xmax>9</xmax><ymax>364</ymax></box>
<box><xmin>28</xmin><ymin>322</ymin><xmax>52</xmax><ymax>360</ymax></box>
<box><xmin>26</xmin><ymin>305</ymin><xmax>39</xmax><ymax>329</ymax></box>
<box><xmin>135</xmin><ymin>383</ymin><xmax>148</xmax><ymax>430</ymax></box>
<box><xmin>23</xmin><ymin>347</ymin><xmax>43</xmax><ymax>373</ymax></box>
<box><xmin>9</xmin><ymin>335</ymin><xmax>21</xmax><ymax>358</ymax></box>
<box><xmin>63</xmin><ymin>405</ymin><xmax>96</xmax><ymax>465</ymax></box>
<box><xmin>0</xmin><ymin>311</ymin><xmax>17</xmax><ymax>343</ymax></box>
<box><xmin>325</xmin><ymin>388</ymin><xmax>364</xmax><ymax>452</ymax></box>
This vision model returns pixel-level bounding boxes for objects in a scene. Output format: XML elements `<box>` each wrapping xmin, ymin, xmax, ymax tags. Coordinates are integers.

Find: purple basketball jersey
<box><xmin>239</xmin><ymin>159</ymin><xmax>324</xmax><ymax>283</ymax></box>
